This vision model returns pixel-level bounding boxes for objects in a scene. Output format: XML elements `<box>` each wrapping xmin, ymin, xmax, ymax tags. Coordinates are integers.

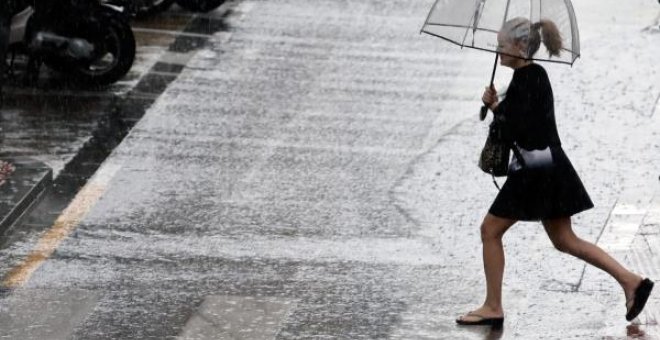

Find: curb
<box><xmin>0</xmin><ymin>158</ymin><xmax>52</xmax><ymax>235</ymax></box>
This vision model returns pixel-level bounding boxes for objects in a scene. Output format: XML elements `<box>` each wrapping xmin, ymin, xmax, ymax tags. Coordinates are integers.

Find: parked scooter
<box><xmin>136</xmin><ymin>0</ymin><xmax>176</xmax><ymax>17</ymax></box>
<box><xmin>107</xmin><ymin>0</ymin><xmax>225</xmax><ymax>17</ymax></box>
<box><xmin>107</xmin><ymin>0</ymin><xmax>176</xmax><ymax>18</ymax></box>
<box><xmin>175</xmin><ymin>0</ymin><xmax>225</xmax><ymax>12</ymax></box>
<box><xmin>7</xmin><ymin>0</ymin><xmax>136</xmax><ymax>86</ymax></box>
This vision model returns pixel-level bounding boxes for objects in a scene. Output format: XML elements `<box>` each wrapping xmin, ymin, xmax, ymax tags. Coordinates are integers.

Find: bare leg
<box><xmin>542</xmin><ymin>217</ymin><xmax>643</xmax><ymax>311</ymax></box>
<box><xmin>458</xmin><ymin>213</ymin><xmax>516</xmax><ymax>322</ymax></box>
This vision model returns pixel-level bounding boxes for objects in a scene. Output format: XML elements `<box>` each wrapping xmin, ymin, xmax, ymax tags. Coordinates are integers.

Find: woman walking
<box><xmin>455</xmin><ymin>18</ymin><xmax>654</xmax><ymax>327</ymax></box>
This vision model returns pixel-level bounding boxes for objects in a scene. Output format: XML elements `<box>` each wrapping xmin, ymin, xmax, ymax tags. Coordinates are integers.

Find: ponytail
<box><xmin>529</xmin><ymin>20</ymin><xmax>563</xmax><ymax>58</ymax></box>
<box><xmin>502</xmin><ymin>17</ymin><xmax>564</xmax><ymax>59</ymax></box>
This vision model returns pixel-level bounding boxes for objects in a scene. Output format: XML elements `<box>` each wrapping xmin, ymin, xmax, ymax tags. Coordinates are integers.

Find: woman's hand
<box><xmin>482</xmin><ymin>85</ymin><xmax>499</xmax><ymax>111</ymax></box>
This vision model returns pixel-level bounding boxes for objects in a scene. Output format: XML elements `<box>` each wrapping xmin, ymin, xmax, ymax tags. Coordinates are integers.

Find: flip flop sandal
<box><xmin>626</xmin><ymin>278</ymin><xmax>654</xmax><ymax>321</ymax></box>
<box><xmin>456</xmin><ymin>311</ymin><xmax>504</xmax><ymax>328</ymax></box>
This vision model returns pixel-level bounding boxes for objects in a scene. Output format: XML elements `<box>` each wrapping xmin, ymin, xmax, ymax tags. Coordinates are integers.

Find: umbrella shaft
<box><xmin>480</xmin><ymin>54</ymin><xmax>499</xmax><ymax>121</ymax></box>
<box><xmin>488</xmin><ymin>54</ymin><xmax>499</xmax><ymax>87</ymax></box>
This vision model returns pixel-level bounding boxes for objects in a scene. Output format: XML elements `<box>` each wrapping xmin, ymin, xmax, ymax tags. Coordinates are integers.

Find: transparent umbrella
<box><xmin>420</xmin><ymin>0</ymin><xmax>580</xmax><ymax>118</ymax></box>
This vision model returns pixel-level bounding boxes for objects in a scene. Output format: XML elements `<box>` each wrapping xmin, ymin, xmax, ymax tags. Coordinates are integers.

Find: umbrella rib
<box><xmin>419</xmin><ymin>0</ymin><xmax>441</xmax><ymax>34</ymax></box>
<box><xmin>460</xmin><ymin>0</ymin><xmax>480</xmax><ymax>47</ymax></box>
<box><xmin>502</xmin><ymin>0</ymin><xmax>512</xmax><ymax>26</ymax></box>
<box><xmin>424</xmin><ymin>23</ymin><xmax>499</xmax><ymax>34</ymax></box>
<box><xmin>563</xmin><ymin>0</ymin><xmax>580</xmax><ymax>63</ymax></box>
<box><xmin>422</xmin><ymin>29</ymin><xmax>577</xmax><ymax>57</ymax></box>
<box><xmin>420</xmin><ymin>31</ymin><xmax>576</xmax><ymax>65</ymax></box>
<box><xmin>472</xmin><ymin>0</ymin><xmax>486</xmax><ymax>46</ymax></box>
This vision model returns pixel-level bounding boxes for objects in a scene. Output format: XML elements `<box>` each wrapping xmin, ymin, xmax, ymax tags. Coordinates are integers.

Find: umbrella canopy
<box><xmin>421</xmin><ymin>0</ymin><xmax>580</xmax><ymax>65</ymax></box>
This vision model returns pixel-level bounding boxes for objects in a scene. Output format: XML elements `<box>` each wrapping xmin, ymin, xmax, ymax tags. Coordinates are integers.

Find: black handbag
<box><xmin>478</xmin><ymin>116</ymin><xmax>510</xmax><ymax>177</ymax></box>
<box><xmin>508</xmin><ymin>144</ymin><xmax>554</xmax><ymax>173</ymax></box>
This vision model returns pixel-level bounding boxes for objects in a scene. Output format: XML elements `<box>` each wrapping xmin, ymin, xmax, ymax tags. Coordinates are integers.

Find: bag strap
<box><xmin>491</xmin><ymin>173</ymin><xmax>501</xmax><ymax>191</ymax></box>
<box><xmin>510</xmin><ymin>142</ymin><xmax>526</xmax><ymax>167</ymax></box>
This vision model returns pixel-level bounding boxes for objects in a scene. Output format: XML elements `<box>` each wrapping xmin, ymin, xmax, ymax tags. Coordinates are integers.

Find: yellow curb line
<box><xmin>2</xmin><ymin>164</ymin><xmax>121</xmax><ymax>289</ymax></box>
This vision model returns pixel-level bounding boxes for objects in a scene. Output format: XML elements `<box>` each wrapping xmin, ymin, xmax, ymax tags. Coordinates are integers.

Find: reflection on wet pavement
<box><xmin>1</xmin><ymin>94</ymin><xmax>114</xmax><ymax>176</ymax></box>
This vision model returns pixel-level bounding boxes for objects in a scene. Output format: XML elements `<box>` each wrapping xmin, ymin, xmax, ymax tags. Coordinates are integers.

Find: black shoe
<box><xmin>456</xmin><ymin>312</ymin><xmax>504</xmax><ymax>329</ymax></box>
<box><xmin>626</xmin><ymin>278</ymin><xmax>654</xmax><ymax>321</ymax></box>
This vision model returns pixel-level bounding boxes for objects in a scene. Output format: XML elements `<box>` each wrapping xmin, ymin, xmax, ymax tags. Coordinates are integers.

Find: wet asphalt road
<box><xmin>0</xmin><ymin>0</ymin><xmax>659</xmax><ymax>339</ymax></box>
<box><xmin>0</xmin><ymin>1</ymin><xmax>475</xmax><ymax>338</ymax></box>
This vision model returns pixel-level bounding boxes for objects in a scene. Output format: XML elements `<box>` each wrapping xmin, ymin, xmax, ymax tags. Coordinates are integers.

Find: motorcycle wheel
<box><xmin>135</xmin><ymin>0</ymin><xmax>176</xmax><ymax>18</ymax></box>
<box><xmin>175</xmin><ymin>0</ymin><xmax>225</xmax><ymax>12</ymax></box>
<box><xmin>69</xmin><ymin>16</ymin><xmax>136</xmax><ymax>86</ymax></box>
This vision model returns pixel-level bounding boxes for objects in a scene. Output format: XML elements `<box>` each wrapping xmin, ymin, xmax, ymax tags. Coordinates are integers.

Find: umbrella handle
<box><xmin>479</xmin><ymin>54</ymin><xmax>500</xmax><ymax>121</ymax></box>
<box><xmin>479</xmin><ymin>105</ymin><xmax>489</xmax><ymax>121</ymax></box>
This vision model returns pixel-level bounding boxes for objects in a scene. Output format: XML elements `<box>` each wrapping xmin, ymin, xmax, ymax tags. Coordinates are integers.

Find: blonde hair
<box><xmin>501</xmin><ymin>17</ymin><xmax>563</xmax><ymax>58</ymax></box>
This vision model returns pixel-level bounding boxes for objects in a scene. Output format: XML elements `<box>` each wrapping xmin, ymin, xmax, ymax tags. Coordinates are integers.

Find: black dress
<box><xmin>488</xmin><ymin>63</ymin><xmax>594</xmax><ymax>221</ymax></box>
